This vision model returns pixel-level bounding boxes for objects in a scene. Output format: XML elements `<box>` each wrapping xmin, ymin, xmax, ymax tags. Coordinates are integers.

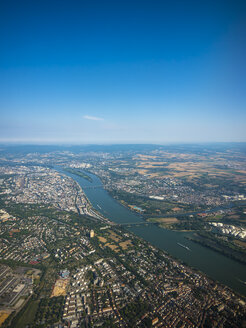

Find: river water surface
<box><xmin>58</xmin><ymin>168</ymin><xmax>246</xmax><ymax>297</ymax></box>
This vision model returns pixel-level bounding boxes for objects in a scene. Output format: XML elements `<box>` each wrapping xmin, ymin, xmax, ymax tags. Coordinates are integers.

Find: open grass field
<box><xmin>12</xmin><ymin>300</ymin><xmax>39</xmax><ymax>328</ymax></box>
<box><xmin>234</xmin><ymin>240</ymin><xmax>246</xmax><ymax>249</ymax></box>
<box><xmin>98</xmin><ymin>236</ymin><xmax>107</xmax><ymax>243</ymax></box>
<box><xmin>105</xmin><ymin>243</ymin><xmax>119</xmax><ymax>251</ymax></box>
<box><xmin>148</xmin><ymin>217</ymin><xmax>179</xmax><ymax>224</ymax></box>
<box><xmin>119</xmin><ymin>240</ymin><xmax>132</xmax><ymax>250</ymax></box>
<box><xmin>108</xmin><ymin>231</ymin><xmax>121</xmax><ymax>242</ymax></box>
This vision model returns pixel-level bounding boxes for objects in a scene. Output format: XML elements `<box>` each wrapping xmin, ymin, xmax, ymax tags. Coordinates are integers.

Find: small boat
<box><xmin>177</xmin><ymin>243</ymin><xmax>191</xmax><ymax>251</ymax></box>
<box><xmin>97</xmin><ymin>204</ymin><xmax>102</xmax><ymax>210</ymax></box>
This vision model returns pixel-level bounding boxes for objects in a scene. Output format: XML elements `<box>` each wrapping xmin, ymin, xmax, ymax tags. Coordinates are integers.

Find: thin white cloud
<box><xmin>83</xmin><ymin>115</ymin><xmax>104</xmax><ymax>121</ymax></box>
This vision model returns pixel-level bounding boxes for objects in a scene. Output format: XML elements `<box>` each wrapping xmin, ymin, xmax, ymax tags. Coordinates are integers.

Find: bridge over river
<box><xmin>115</xmin><ymin>221</ymin><xmax>156</xmax><ymax>227</ymax></box>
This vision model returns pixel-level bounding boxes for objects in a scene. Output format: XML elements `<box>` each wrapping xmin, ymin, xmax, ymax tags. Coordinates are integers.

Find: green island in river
<box><xmin>63</xmin><ymin>167</ymin><xmax>93</xmax><ymax>182</ymax></box>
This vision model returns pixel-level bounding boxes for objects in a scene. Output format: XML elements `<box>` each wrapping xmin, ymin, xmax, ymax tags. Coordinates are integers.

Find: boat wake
<box><xmin>177</xmin><ymin>243</ymin><xmax>191</xmax><ymax>251</ymax></box>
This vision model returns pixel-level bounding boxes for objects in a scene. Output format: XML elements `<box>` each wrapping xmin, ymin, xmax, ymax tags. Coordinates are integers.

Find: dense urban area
<box><xmin>0</xmin><ymin>144</ymin><xmax>246</xmax><ymax>327</ymax></box>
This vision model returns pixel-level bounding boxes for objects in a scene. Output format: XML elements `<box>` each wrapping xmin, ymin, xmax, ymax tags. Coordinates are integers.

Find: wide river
<box><xmin>58</xmin><ymin>168</ymin><xmax>246</xmax><ymax>297</ymax></box>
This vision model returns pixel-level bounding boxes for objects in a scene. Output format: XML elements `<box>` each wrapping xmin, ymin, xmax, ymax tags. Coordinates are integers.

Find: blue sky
<box><xmin>0</xmin><ymin>0</ymin><xmax>245</xmax><ymax>144</ymax></box>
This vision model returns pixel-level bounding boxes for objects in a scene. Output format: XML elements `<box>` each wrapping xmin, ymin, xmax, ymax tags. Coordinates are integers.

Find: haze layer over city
<box><xmin>0</xmin><ymin>1</ymin><xmax>246</xmax><ymax>328</ymax></box>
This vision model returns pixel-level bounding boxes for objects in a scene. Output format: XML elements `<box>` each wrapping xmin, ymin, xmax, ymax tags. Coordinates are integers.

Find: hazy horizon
<box><xmin>1</xmin><ymin>141</ymin><xmax>246</xmax><ymax>147</ymax></box>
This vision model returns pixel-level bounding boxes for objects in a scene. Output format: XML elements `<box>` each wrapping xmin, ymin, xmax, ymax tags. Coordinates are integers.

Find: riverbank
<box><xmin>57</xmin><ymin>167</ymin><xmax>246</xmax><ymax>297</ymax></box>
<box><xmin>99</xmin><ymin>182</ymin><xmax>246</xmax><ymax>264</ymax></box>
<box><xmin>187</xmin><ymin>235</ymin><xmax>246</xmax><ymax>265</ymax></box>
